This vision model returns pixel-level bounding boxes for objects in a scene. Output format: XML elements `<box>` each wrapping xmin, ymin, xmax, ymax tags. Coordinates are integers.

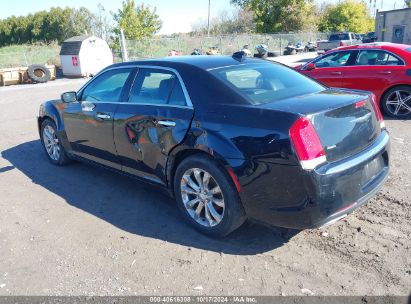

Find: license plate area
<box><xmin>361</xmin><ymin>155</ymin><xmax>384</xmax><ymax>185</ymax></box>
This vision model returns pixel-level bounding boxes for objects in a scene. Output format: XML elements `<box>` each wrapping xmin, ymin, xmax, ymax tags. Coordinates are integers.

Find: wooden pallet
<box><xmin>0</xmin><ymin>65</ymin><xmax>56</xmax><ymax>86</ymax></box>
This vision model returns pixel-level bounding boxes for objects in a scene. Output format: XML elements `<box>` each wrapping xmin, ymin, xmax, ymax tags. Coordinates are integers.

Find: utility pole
<box><xmin>120</xmin><ymin>28</ymin><xmax>129</xmax><ymax>62</ymax></box>
<box><xmin>207</xmin><ymin>0</ymin><xmax>211</xmax><ymax>37</ymax></box>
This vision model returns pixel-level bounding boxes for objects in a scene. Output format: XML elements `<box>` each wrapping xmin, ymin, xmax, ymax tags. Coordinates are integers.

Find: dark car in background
<box><xmin>362</xmin><ymin>32</ymin><xmax>378</xmax><ymax>43</ymax></box>
<box><xmin>38</xmin><ymin>56</ymin><xmax>390</xmax><ymax>237</ymax></box>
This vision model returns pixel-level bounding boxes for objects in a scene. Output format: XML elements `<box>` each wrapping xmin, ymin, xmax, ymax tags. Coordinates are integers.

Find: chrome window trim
<box><xmin>353</xmin><ymin>49</ymin><xmax>405</xmax><ymax>66</ymax></box>
<box><xmin>77</xmin><ymin>65</ymin><xmax>194</xmax><ymax>108</ymax></box>
<box><xmin>306</xmin><ymin>49</ymin><xmax>405</xmax><ymax>70</ymax></box>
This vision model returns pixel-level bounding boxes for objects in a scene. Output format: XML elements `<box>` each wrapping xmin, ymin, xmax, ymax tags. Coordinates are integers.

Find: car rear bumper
<box><xmin>241</xmin><ymin>129</ymin><xmax>390</xmax><ymax>229</ymax></box>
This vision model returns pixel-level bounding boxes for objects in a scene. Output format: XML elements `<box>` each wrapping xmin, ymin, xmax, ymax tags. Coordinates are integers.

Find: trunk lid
<box><xmin>261</xmin><ymin>89</ymin><xmax>381</xmax><ymax>163</ymax></box>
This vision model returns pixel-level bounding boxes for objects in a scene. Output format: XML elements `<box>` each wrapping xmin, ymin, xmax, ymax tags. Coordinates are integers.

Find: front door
<box><xmin>63</xmin><ymin>67</ymin><xmax>135</xmax><ymax>169</ymax></box>
<box><xmin>303</xmin><ymin>50</ymin><xmax>357</xmax><ymax>88</ymax></box>
<box><xmin>114</xmin><ymin>68</ymin><xmax>194</xmax><ymax>185</ymax></box>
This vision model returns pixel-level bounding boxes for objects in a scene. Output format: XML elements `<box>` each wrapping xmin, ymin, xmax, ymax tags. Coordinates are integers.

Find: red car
<box><xmin>295</xmin><ymin>43</ymin><xmax>411</xmax><ymax>118</ymax></box>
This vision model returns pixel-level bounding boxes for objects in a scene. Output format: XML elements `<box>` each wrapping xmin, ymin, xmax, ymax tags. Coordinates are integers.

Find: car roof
<box><xmin>333</xmin><ymin>42</ymin><xmax>411</xmax><ymax>52</ymax></box>
<box><xmin>110</xmin><ymin>55</ymin><xmax>268</xmax><ymax>71</ymax></box>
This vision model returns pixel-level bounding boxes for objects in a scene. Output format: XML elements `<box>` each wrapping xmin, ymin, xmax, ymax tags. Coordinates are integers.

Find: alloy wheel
<box><xmin>42</xmin><ymin>125</ymin><xmax>60</xmax><ymax>161</ymax></box>
<box><xmin>385</xmin><ymin>90</ymin><xmax>411</xmax><ymax>117</ymax></box>
<box><xmin>180</xmin><ymin>168</ymin><xmax>225</xmax><ymax>227</ymax></box>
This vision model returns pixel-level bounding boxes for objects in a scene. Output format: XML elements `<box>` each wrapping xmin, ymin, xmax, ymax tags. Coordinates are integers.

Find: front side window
<box><xmin>81</xmin><ymin>68</ymin><xmax>133</xmax><ymax>102</ymax></box>
<box><xmin>128</xmin><ymin>69</ymin><xmax>186</xmax><ymax>106</ymax></box>
<box><xmin>355</xmin><ymin>50</ymin><xmax>403</xmax><ymax>66</ymax></box>
<box><xmin>314</xmin><ymin>51</ymin><xmax>353</xmax><ymax>68</ymax></box>
<box><xmin>210</xmin><ymin>62</ymin><xmax>325</xmax><ymax>105</ymax></box>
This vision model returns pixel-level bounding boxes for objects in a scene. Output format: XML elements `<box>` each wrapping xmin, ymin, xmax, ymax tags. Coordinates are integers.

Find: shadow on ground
<box><xmin>1</xmin><ymin>140</ymin><xmax>299</xmax><ymax>255</ymax></box>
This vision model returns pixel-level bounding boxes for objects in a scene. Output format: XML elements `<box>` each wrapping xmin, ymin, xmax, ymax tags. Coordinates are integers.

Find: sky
<box><xmin>0</xmin><ymin>0</ymin><xmax>404</xmax><ymax>35</ymax></box>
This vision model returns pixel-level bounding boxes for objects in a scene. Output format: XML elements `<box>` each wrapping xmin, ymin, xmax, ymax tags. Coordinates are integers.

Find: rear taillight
<box><xmin>290</xmin><ymin>117</ymin><xmax>327</xmax><ymax>170</ymax></box>
<box><xmin>371</xmin><ymin>93</ymin><xmax>385</xmax><ymax>129</ymax></box>
<box><xmin>339</xmin><ymin>41</ymin><xmax>344</xmax><ymax>47</ymax></box>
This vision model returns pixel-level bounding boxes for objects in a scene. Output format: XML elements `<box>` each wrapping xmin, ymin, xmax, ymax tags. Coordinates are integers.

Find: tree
<box><xmin>113</xmin><ymin>0</ymin><xmax>162</xmax><ymax>40</ymax></box>
<box><xmin>93</xmin><ymin>3</ymin><xmax>114</xmax><ymax>41</ymax></box>
<box><xmin>231</xmin><ymin>0</ymin><xmax>318</xmax><ymax>33</ymax></box>
<box><xmin>319</xmin><ymin>0</ymin><xmax>374</xmax><ymax>33</ymax></box>
<box><xmin>405</xmin><ymin>0</ymin><xmax>411</xmax><ymax>8</ymax></box>
<box><xmin>192</xmin><ymin>8</ymin><xmax>255</xmax><ymax>35</ymax></box>
<box><xmin>0</xmin><ymin>7</ymin><xmax>97</xmax><ymax>47</ymax></box>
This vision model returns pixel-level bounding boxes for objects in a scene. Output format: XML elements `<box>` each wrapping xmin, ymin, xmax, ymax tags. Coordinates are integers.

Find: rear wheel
<box><xmin>382</xmin><ymin>86</ymin><xmax>411</xmax><ymax>118</ymax></box>
<box><xmin>174</xmin><ymin>155</ymin><xmax>246</xmax><ymax>237</ymax></box>
<box><xmin>40</xmin><ymin>119</ymin><xmax>70</xmax><ymax>165</ymax></box>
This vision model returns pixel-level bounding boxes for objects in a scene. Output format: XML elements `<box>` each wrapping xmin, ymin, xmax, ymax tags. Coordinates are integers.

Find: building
<box><xmin>375</xmin><ymin>8</ymin><xmax>411</xmax><ymax>45</ymax></box>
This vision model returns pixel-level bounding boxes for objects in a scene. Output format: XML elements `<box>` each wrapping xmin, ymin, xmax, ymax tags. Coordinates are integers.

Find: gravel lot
<box><xmin>0</xmin><ymin>73</ymin><xmax>410</xmax><ymax>296</ymax></box>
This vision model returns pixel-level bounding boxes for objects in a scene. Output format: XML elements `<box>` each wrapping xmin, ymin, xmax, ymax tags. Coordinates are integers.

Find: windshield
<box><xmin>329</xmin><ymin>33</ymin><xmax>350</xmax><ymax>41</ymax></box>
<box><xmin>210</xmin><ymin>62</ymin><xmax>325</xmax><ymax>105</ymax></box>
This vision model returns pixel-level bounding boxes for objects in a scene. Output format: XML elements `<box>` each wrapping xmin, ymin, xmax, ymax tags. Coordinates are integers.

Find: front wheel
<box><xmin>40</xmin><ymin>119</ymin><xmax>70</xmax><ymax>165</ymax></box>
<box><xmin>174</xmin><ymin>155</ymin><xmax>246</xmax><ymax>237</ymax></box>
<box><xmin>381</xmin><ymin>86</ymin><xmax>411</xmax><ymax>118</ymax></box>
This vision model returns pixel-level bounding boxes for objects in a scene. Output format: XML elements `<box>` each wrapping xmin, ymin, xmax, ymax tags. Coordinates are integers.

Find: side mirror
<box><xmin>305</xmin><ymin>63</ymin><xmax>316</xmax><ymax>71</ymax></box>
<box><xmin>61</xmin><ymin>91</ymin><xmax>78</xmax><ymax>103</ymax></box>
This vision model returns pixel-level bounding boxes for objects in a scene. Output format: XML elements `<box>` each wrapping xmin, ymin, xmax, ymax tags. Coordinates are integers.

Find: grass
<box><xmin>0</xmin><ymin>44</ymin><xmax>61</xmax><ymax>69</ymax></box>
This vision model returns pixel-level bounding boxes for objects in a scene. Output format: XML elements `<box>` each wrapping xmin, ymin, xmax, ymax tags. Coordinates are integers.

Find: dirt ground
<box><xmin>0</xmin><ymin>77</ymin><xmax>410</xmax><ymax>296</ymax></box>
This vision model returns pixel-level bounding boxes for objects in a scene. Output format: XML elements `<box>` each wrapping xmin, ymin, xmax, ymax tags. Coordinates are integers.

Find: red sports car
<box><xmin>295</xmin><ymin>43</ymin><xmax>411</xmax><ymax>118</ymax></box>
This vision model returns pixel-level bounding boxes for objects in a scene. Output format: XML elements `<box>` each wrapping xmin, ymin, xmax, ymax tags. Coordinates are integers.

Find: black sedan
<box><xmin>38</xmin><ymin>55</ymin><xmax>390</xmax><ymax>237</ymax></box>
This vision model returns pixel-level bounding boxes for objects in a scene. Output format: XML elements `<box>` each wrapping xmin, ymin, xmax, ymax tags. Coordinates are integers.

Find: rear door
<box><xmin>113</xmin><ymin>67</ymin><xmax>194</xmax><ymax>185</ymax></box>
<box><xmin>302</xmin><ymin>50</ymin><xmax>357</xmax><ymax>88</ymax></box>
<box><xmin>63</xmin><ymin>67</ymin><xmax>135</xmax><ymax>169</ymax></box>
<box><xmin>341</xmin><ymin>50</ymin><xmax>406</xmax><ymax>98</ymax></box>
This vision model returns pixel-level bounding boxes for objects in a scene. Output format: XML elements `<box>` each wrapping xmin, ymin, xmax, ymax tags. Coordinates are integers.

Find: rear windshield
<box><xmin>329</xmin><ymin>33</ymin><xmax>350</xmax><ymax>41</ymax></box>
<box><xmin>209</xmin><ymin>62</ymin><xmax>324</xmax><ymax>105</ymax></box>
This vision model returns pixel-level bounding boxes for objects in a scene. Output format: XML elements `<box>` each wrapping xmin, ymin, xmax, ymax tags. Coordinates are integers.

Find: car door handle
<box><xmin>378</xmin><ymin>71</ymin><xmax>392</xmax><ymax>75</ymax></box>
<box><xmin>157</xmin><ymin>120</ymin><xmax>176</xmax><ymax>127</ymax></box>
<box><xmin>330</xmin><ymin>71</ymin><xmax>342</xmax><ymax>75</ymax></box>
<box><xmin>96</xmin><ymin>113</ymin><xmax>111</xmax><ymax>120</ymax></box>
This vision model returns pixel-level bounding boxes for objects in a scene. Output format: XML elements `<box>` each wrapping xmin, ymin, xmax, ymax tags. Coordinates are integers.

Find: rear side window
<box><xmin>210</xmin><ymin>63</ymin><xmax>324</xmax><ymax>105</ymax></box>
<box><xmin>81</xmin><ymin>68</ymin><xmax>133</xmax><ymax>102</ymax></box>
<box><xmin>355</xmin><ymin>50</ymin><xmax>403</xmax><ymax>66</ymax></box>
<box><xmin>128</xmin><ymin>69</ymin><xmax>186</xmax><ymax>106</ymax></box>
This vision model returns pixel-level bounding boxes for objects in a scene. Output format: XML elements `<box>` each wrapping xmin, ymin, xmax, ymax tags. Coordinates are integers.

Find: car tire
<box><xmin>27</xmin><ymin>64</ymin><xmax>51</xmax><ymax>83</ymax></box>
<box><xmin>381</xmin><ymin>85</ymin><xmax>411</xmax><ymax>118</ymax></box>
<box><xmin>173</xmin><ymin>154</ymin><xmax>246</xmax><ymax>237</ymax></box>
<box><xmin>40</xmin><ymin>119</ymin><xmax>70</xmax><ymax>165</ymax></box>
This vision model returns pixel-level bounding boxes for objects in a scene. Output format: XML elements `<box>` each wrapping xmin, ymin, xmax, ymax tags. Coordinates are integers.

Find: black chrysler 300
<box><xmin>38</xmin><ymin>55</ymin><xmax>390</xmax><ymax>237</ymax></box>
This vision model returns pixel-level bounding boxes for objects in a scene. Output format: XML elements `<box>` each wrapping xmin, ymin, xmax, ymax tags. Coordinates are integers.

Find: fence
<box><xmin>0</xmin><ymin>33</ymin><xmax>330</xmax><ymax>68</ymax></box>
<box><xmin>126</xmin><ymin>33</ymin><xmax>329</xmax><ymax>59</ymax></box>
<box><xmin>0</xmin><ymin>45</ymin><xmax>60</xmax><ymax>69</ymax></box>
